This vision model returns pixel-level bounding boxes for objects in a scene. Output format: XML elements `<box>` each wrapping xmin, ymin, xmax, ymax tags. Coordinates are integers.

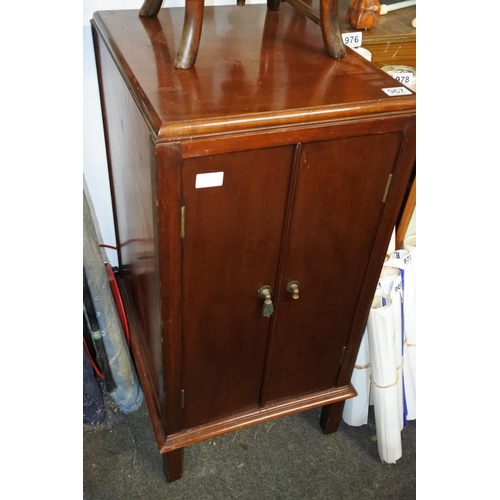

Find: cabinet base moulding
<box><xmin>160</xmin><ymin>386</ymin><xmax>356</xmax><ymax>452</ymax></box>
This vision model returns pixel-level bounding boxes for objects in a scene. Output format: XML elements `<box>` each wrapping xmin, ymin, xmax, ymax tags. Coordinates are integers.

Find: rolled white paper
<box><xmin>403</xmin><ymin>234</ymin><xmax>416</xmax><ymax>252</ymax></box>
<box><xmin>367</xmin><ymin>294</ymin><xmax>403</xmax><ymax>463</ymax></box>
<box><xmin>342</xmin><ymin>328</ymin><xmax>371</xmax><ymax>426</ymax></box>
<box><xmin>388</xmin><ymin>249</ymin><xmax>416</xmax><ymax>420</ymax></box>
<box><xmin>378</xmin><ymin>266</ymin><xmax>404</xmax><ymax>430</ymax></box>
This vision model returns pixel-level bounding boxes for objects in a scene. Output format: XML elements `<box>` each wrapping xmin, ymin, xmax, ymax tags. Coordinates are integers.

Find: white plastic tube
<box><xmin>380</xmin><ymin>1</ymin><xmax>416</xmax><ymax>15</ymax></box>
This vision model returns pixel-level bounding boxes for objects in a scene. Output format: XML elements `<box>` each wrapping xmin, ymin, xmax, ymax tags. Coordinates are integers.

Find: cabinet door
<box><xmin>262</xmin><ymin>133</ymin><xmax>404</xmax><ymax>403</ymax></box>
<box><xmin>181</xmin><ymin>146</ymin><xmax>294</xmax><ymax>429</ymax></box>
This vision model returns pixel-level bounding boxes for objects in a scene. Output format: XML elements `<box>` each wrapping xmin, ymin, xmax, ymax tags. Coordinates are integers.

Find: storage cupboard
<box><xmin>91</xmin><ymin>2</ymin><xmax>416</xmax><ymax>482</ymax></box>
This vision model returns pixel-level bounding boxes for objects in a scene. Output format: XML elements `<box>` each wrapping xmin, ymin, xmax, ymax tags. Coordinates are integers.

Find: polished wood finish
<box><xmin>181</xmin><ymin>147</ymin><xmax>294</xmax><ymax>429</ymax></box>
<box><xmin>262</xmin><ymin>132</ymin><xmax>404</xmax><ymax>404</ymax></box>
<box><xmin>289</xmin><ymin>0</ymin><xmax>416</xmax><ymax>245</ymax></box>
<box><xmin>396</xmin><ymin>174</ymin><xmax>416</xmax><ymax>248</ymax></box>
<box><xmin>320</xmin><ymin>400</ymin><xmax>346</xmax><ymax>434</ymax></box>
<box><xmin>92</xmin><ymin>3</ymin><xmax>416</xmax><ymax>482</ymax></box>
<box><xmin>163</xmin><ymin>448</ymin><xmax>183</xmax><ymax>482</ymax></box>
<box><xmin>287</xmin><ymin>0</ymin><xmax>416</xmax><ymax>68</ymax></box>
<box><xmin>139</xmin><ymin>0</ymin><xmax>346</xmax><ymax>69</ymax></box>
<box><xmin>161</xmin><ymin>384</ymin><xmax>356</xmax><ymax>452</ymax></box>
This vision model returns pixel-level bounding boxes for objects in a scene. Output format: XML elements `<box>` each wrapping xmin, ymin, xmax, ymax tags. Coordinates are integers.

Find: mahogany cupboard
<box><xmin>91</xmin><ymin>3</ymin><xmax>416</xmax><ymax>482</ymax></box>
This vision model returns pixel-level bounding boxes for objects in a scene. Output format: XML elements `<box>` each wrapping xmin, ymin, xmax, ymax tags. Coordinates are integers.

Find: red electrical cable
<box><xmin>98</xmin><ymin>243</ymin><xmax>130</xmax><ymax>347</ymax></box>
<box><xmin>105</xmin><ymin>262</ymin><xmax>130</xmax><ymax>348</ymax></box>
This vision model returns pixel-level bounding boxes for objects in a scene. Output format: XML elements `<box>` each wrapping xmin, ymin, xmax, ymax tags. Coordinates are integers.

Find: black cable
<box><xmin>83</xmin><ymin>268</ymin><xmax>117</xmax><ymax>393</ymax></box>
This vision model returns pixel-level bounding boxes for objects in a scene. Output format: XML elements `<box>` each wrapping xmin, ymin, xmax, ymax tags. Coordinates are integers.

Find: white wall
<box><xmin>83</xmin><ymin>1</ymin><xmax>265</xmax><ymax>266</ymax></box>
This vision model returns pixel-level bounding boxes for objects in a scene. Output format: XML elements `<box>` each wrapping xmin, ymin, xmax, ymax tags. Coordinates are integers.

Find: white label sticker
<box><xmin>195</xmin><ymin>171</ymin><xmax>224</xmax><ymax>189</ymax></box>
<box><xmin>342</xmin><ymin>32</ymin><xmax>363</xmax><ymax>48</ymax></box>
<box><xmin>382</xmin><ymin>87</ymin><xmax>413</xmax><ymax>96</ymax></box>
<box><xmin>392</xmin><ymin>73</ymin><xmax>413</xmax><ymax>86</ymax></box>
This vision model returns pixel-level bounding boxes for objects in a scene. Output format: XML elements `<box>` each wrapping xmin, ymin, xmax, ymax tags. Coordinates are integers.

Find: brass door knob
<box><xmin>257</xmin><ymin>286</ymin><xmax>274</xmax><ymax>317</ymax></box>
<box><xmin>286</xmin><ymin>281</ymin><xmax>300</xmax><ymax>299</ymax></box>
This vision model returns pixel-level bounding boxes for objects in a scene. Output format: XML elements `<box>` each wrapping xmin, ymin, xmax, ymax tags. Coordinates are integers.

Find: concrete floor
<box><xmin>83</xmin><ymin>395</ymin><xmax>416</xmax><ymax>500</ymax></box>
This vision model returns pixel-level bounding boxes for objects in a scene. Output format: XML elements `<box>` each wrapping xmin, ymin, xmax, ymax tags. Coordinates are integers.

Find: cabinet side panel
<box><xmin>94</xmin><ymin>32</ymin><xmax>163</xmax><ymax>408</ymax></box>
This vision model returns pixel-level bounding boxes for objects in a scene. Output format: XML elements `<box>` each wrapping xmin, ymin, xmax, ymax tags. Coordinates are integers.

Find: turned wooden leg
<box><xmin>174</xmin><ymin>0</ymin><xmax>205</xmax><ymax>69</ymax></box>
<box><xmin>346</xmin><ymin>0</ymin><xmax>381</xmax><ymax>30</ymax></box>
<box><xmin>267</xmin><ymin>0</ymin><xmax>281</xmax><ymax>10</ymax></box>
<box><xmin>162</xmin><ymin>448</ymin><xmax>184</xmax><ymax>482</ymax></box>
<box><xmin>320</xmin><ymin>401</ymin><xmax>345</xmax><ymax>434</ymax></box>
<box><xmin>139</xmin><ymin>0</ymin><xmax>163</xmax><ymax>17</ymax></box>
<box><xmin>319</xmin><ymin>0</ymin><xmax>347</xmax><ymax>59</ymax></box>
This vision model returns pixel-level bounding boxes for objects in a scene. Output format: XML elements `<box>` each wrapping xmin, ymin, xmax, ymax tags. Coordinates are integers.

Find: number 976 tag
<box><xmin>342</xmin><ymin>32</ymin><xmax>363</xmax><ymax>48</ymax></box>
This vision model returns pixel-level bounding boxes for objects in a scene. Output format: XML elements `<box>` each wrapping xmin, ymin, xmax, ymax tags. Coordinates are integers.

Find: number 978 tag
<box><xmin>342</xmin><ymin>32</ymin><xmax>363</xmax><ymax>48</ymax></box>
<box><xmin>392</xmin><ymin>72</ymin><xmax>413</xmax><ymax>86</ymax></box>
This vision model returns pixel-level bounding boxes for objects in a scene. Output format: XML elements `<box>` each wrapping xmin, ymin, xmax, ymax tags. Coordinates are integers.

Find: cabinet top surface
<box><xmin>92</xmin><ymin>3</ymin><xmax>415</xmax><ymax>140</ymax></box>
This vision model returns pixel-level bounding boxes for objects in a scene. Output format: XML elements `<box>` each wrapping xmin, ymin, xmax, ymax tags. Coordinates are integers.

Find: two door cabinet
<box><xmin>91</xmin><ymin>2</ymin><xmax>416</xmax><ymax>482</ymax></box>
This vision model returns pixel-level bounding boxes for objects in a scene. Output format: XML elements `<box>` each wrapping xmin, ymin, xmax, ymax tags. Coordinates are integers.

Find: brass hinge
<box><xmin>181</xmin><ymin>206</ymin><xmax>186</xmax><ymax>238</ymax></box>
<box><xmin>339</xmin><ymin>346</ymin><xmax>346</xmax><ymax>365</ymax></box>
<box><xmin>382</xmin><ymin>174</ymin><xmax>393</xmax><ymax>203</ymax></box>
<box><xmin>181</xmin><ymin>389</ymin><xmax>185</xmax><ymax>409</ymax></box>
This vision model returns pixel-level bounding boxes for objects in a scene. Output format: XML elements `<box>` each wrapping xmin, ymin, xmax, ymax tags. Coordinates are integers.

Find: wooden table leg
<box><xmin>162</xmin><ymin>448</ymin><xmax>184</xmax><ymax>482</ymax></box>
<box><xmin>319</xmin><ymin>401</ymin><xmax>345</xmax><ymax>434</ymax></box>
<box><xmin>139</xmin><ymin>0</ymin><xmax>163</xmax><ymax>17</ymax></box>
<box><xmin>140</xmin><ymin>0</ymin><xmax>346</xmax><ymax>69</ymax></box>
<box><xmin>319</xmin><ymin>0</ymin><xmax>347</xmax><ymax>59</ymax></box>
<box><xmin>267</xmin><ymin>0</ymin><xmax>281</xmax><ymax>9</ymax></box>
<box><xmin>140</xmin><ymin>0</ymin><xmax>205</xmax><ymax>70</ymax></box>
<box><xmin>174</xmin><ymin>0</ymin><xmax>205</xmax><ymax>69</ymax></box>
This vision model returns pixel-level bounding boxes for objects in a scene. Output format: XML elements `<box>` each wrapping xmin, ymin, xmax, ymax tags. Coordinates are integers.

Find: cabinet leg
<box><xmin>162</xmin><ymin>448</ymin><xmax>184</xmax><ymax>482</ymax></box>
<box><xmin>320</xmin><ymin>401</ymin><xmax>345</xmax><ymax>434</ymax></box>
